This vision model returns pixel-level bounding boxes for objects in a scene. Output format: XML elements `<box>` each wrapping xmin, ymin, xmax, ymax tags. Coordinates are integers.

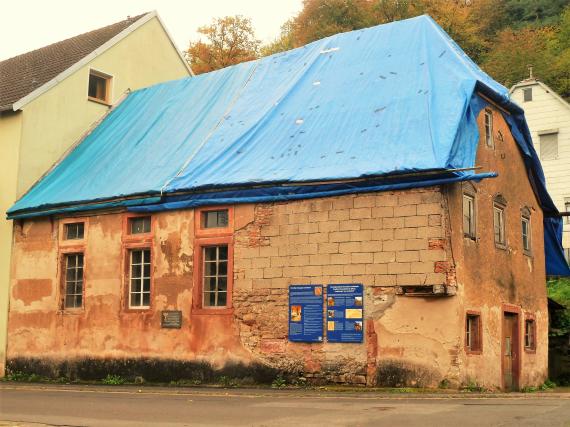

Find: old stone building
<box><xmin>6</xmin><ymin>16</ymin><xmax>569</xmax><ymax>390</ymax></box>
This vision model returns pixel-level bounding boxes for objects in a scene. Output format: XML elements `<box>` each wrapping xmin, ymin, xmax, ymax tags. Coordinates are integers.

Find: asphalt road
<box><xmin>0</xmin><ymin>385</ymin><xmax>569</xmax><ymax>427</ymax></box>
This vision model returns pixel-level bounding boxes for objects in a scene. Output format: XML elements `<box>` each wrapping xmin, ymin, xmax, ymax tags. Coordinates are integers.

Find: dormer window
<box><xmin>523</xmin><ymin>88</ymin><xmax>532</xmax><ymax>102</ymax></box>
<box><xmin>88</xmin><ymin>70</ymin><xmax>112</xmax><ymax>104</ymax></box>
<box><xmin>484</xmin><ymin>109</ymin><xmax>494</xmax><ymax>148</ymax></box>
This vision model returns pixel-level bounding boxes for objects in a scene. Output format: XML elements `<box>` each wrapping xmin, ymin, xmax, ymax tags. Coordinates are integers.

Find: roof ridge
<box><xmin>0</xmin><ymin>12</ymin><xmax>149</xmax><ymax>64</ymax></box>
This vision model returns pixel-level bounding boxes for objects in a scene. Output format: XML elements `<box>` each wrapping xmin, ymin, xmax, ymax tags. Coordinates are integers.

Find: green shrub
<box><xmin>102</xmin><ymin>374</ymin><xmax>125</xmax><ymax>385</ymax></box>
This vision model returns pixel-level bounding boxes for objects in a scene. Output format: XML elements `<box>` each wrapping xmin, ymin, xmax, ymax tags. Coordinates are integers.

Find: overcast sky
<box><xmin>0</xmin><ymin>0</ymin><xmax>304</xmax><ymax>61</ymax></box>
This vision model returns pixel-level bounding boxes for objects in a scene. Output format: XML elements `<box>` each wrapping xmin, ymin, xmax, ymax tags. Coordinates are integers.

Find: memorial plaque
<box><xmin>161</xmin><ymin>310</ymin><xmax>182</xmax><ymax>329</ymax></box>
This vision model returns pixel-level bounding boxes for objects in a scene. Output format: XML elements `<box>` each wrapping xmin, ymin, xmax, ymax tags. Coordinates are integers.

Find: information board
<box><xmin>288</xmin><ymin>285</ymin><xmax>323</xmax><ymax>342</ymax></box>
<box><xmin>161</xmin><ymin>310</ymin><xmax>182</xmax><ymax>329</ymax></box>
<box><xmin>326</xmin><ymin>284</ymin><xmax>364</xmax><ymax>343</ymax></box>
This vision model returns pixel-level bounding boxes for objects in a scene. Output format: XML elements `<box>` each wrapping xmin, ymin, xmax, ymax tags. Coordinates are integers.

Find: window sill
<box><xmin>524</xmin><ymin>347</ymin><xmax>536</xmax><ymax>354</ymax></box>
<box><xmin>192</xmin><ymin>307</ymin><xmax>234</xmax><ymax>316</ymax></box>
<box><xmin>124</xmin><ymin>307</ymin><xmax>152</xmax><ymax>313</ymax></box>
<box><xmin>88</xmin><ymin>96</ymin><xmax>112</xmax><ymax>107</ymax></box>
<box><xmin>59</xmin><ymin>308</ymin><xmax>85</xmax><ymax>315</ymax></box>
<box><xmin>495</xmin><ymin>243</ymin><xmax>507</xmax><ymax>251</ymax></box>
<box><xmin>465</xmin><ymin>349</ymin><xmax>482</xmax><ymax>355</ymax></box>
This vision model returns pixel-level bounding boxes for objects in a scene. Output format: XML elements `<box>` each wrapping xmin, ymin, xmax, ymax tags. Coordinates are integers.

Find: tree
<box><xmin>186</xmin><ymin>16</ymin><xmax>260</xmax><ymax>75</ymax></box>
<box><xmin>481</xmin><ymin>26</ymin><xmax>556</xmax><ymax>89</ymax></box>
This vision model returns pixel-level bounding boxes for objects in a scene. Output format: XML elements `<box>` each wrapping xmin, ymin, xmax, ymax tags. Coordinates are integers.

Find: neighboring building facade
<box><xmin>6</xmin><ymin>106</ymin><xmax>548</xmax><ymax>389</ymax></box>
<box><xmin>5</xmin><ymin>16</ymin><xmax>561</xmax><ymax>390</ymax></box>
<box><xmin>510</xmin><ymin>79</ymin><xmax>570</xmax><ymax>263</ymax></box>
<box><xmin>0</xmin><ymin>11</ymin><xmax>192</xmax><ymax>374</ymax></box>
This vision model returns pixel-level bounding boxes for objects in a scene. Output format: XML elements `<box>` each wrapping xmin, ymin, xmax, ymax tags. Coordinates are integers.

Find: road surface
<box><xmin>1</xmin><ymin>384</ymin><xmax>569</xmax><ymax>426</ymax></box>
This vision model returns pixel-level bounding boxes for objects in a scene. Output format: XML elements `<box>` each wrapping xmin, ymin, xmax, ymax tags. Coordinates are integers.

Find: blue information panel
<box><xmin>288</xmin><ymin>285</ymin><xmax>323</xmax><ymax>342</ymax></box>
<box><xmin>326</xmin><ymin>284</ymin><xmax>364</xmax><ymax>343</ymax></box>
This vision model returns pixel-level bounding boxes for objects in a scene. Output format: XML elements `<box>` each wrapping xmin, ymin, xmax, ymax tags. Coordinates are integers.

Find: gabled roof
<box><xmin>0</xmin><ymin>11</ymin><xmax>191</xmax><ymax>111</ymax></box>
<box><xmin>510</xmin><ymin>78</ymin><xmax>570</xmax><ymax>112</ymax></box>
<box><xmin>8</xmin><ymin>14</ymin><xmax>508</xmax><ymax>214</ymax></box>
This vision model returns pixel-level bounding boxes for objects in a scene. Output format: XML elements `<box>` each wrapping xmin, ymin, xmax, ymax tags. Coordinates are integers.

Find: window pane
<box><xmin>130</xmin><ymin>217</ymin><xmax>151</xmax><ymax>234</ymax></box>
<box><xmin>143</xmin><ymin>278</ymin><xmax>151</xmax><ymax>292</ymax></box>
<box><xmin>142</xmin><ymin>293</ymin><xmax>150</xmax><ymax>307</ymax></box>
<box><xmin>143</xmin><ymin>263</ymin><xmax>151</xmax><ymax>278</ymax></box>
<box><xmin>218</xmin><ymin>245</ymin><xmax>228</xmax><ymax>260</ymax></box>
<box><xmin>204</xmin><ymin>261</ymin><xmax>217</xmax><ymax>276</ymax></box>
<box><xmin>204</xmin><ymin>291</ymin><xmax>216</xmax><ymax>307</ymax></box>
<box><xmin>217</xmin><ymin>292</ymin><xmax>227</xmax><ymax>306</ymax></box>
<box><xmin>218</xmin><ymin>261</ymin><xmax>228</xmax><ymax>276</ymax></box>
<box><xmin>218</xmin><ymin>277</ymin><xmax>227</xmax><ymax>292</ymax></box>
<box><xmin>204</xmin><ymin>276</ymin><xmax>216</xmax><ymax>292</ymax></box>
<box><xmin>132</xmin><ymin>250</ymin><xmax>142</xmax><ymax>264</ymax></box>
<box><xmin>131</xmin><ymin>278</ymin><xmax>141</xmax><ymax>293</ymax></box>
<box><xmin>204</xmin><ymin>247</ymin><xmax>217</xmax><ymax>261</ymax></box>
<box><xmin>131</xmin><ymin>292</ymin><xmax>141</xmax><ymax>307</ymax></box>
<box><xmin>131</xmin><ymin>264</ymin><xmax>142</xmax><ymax>279</ymax></box>
<box><xmin>523</xmin><ymin>88</ymin><xmax>532</xmax><ymax>102</ymax></box>
<box><xmin>202</xmin><ymin>210</ymin><xmax>229</xmax><ymax>228</ymax></box>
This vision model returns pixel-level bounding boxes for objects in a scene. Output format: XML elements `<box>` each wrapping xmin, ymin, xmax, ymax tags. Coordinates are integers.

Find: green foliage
<box><xmin>502</xmin><ymin>0</ymin><xmax>569</xmax><ymax>28</ymax></box>
<box><xmin>462</xmin><ymin>379</ymin><xmax>486</xmax><ymax>392</ymax></box>
<box><xmin>547</xmin><ymin>278</ymin><xmax>570</xmax><ymax>337</ymax></box>
<box><xmin>438</xmin><ymin>378</ymin><xmax>450</xmax><ymax>389</ymax></box>
<box><xmin>102</xmin><ymin>374</ymin><xmax>125</xmax><ymax>385</ymax></box>
<box><xmin>271</xmin><ymin>375</ymin><xmax>287</xmax><ymax>388</ymax></box>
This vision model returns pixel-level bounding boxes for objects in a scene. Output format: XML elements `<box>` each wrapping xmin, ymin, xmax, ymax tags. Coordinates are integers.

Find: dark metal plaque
<box><xmin>161</xmin><ymin>310</ymin><xmax>182</xmax><ymax>329</ymax></box>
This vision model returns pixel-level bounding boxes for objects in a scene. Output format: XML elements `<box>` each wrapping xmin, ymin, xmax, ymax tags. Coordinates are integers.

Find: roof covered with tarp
<box><xmin>7</xmin><ymin>15</ymin><xmax>570</xmax><ymax>276</ymax></box>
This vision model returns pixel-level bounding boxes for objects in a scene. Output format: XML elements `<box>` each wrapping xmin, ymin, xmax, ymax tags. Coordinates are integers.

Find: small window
<box><xmin>129</xmin><ymin>216</ymin><xmax>151</xmax><ymax>235</ymax></box>
<box><xmin>203</xmin><ymin>245</ymin><xmax>228</xmax><ymax>307</ymax></box>
<box><xmin>522</xmin><ymin>214</ymin><xmax>531</xmax><ymax>254</ymax></box>
<box><xmin>539</xmin><ymin>133</ymin><xmax>558</xmax><ymax>161</ymax></box>
<box><xmin>88</xmin><ymin>70</ymin><xmax>111</xmax><ymax>103</ymax></box>
<box><xmin>494</xmin><ymin>204</ymin><xmax>506</xmax><ymax>248</ymax></box>
<box><xmin>65</xmin><ymin>222</ymin><xmax>84</xmax><ymax>240</ymax></box>
<box><xmin>201</xmin><ymin>210</ymin><xmax>229</xmax><ymax>229</ymax></box>
<box><xmin>523</xmin><ymin>87</ymin><xmax>533</xmax><ymax>102</ymax></box>
<box><xmin>466</xmin><ymin>313</ymin><xmax>482</xmax><ymax>352</ymax></box>
<box><xmin>524</xmin><ymin>319</ymin><xmax>536</xmax><ymax>350</ymax></box>
<box><xmin>564</xmin><ymin>197</ymin><xmax>570</xmax><ymax>224</ymax></box>
<box><xmin>129</xmin><ymin>249</ymin><xmax>151</xmax><ymax>308</ymax></box>
<box><xmin>463</xmin><ymin>194</ymin><xmax>476</xmax><ymax>239</ymax></box>
<box><xmin>484</xmin><ymin>110</ymin><xmax>494</xmax><ymax>148</ymax></box>
<box><xmin>64</xmin><ymin>253</ymin><xmax>84</xmax><ymax>309</ymax></box>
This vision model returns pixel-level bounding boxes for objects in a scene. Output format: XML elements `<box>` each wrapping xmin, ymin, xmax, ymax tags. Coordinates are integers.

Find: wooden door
<box><xmin>503</xmin><ymin>313</ymin><xmax>520</xmax><ymax>391</ymax></box>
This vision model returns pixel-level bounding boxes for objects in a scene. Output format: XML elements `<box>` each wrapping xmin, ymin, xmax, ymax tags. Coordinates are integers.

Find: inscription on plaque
<box><xmin>161</xmin><ymin>310</ymin><xmax>182</xmax><ymax>329</ymax></box>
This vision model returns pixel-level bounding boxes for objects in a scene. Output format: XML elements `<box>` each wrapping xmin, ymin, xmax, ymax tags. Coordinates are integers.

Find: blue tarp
<box><xmin>7</xmin><ymin>15</ymin><xmax>569</xmax><ymax>276</ymax></box>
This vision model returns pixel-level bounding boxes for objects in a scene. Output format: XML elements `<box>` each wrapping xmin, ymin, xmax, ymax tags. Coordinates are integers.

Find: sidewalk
<box><xmin>1</xmin><ymin>381</ymin><xmax>569</xmax><ymax>399</ymax></box>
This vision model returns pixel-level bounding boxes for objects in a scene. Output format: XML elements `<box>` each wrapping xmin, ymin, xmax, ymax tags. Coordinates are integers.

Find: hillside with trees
<box><xmin>186</xmin><ymin>0</ymin><xmax>570</xmax><ymax>99</ymax></box>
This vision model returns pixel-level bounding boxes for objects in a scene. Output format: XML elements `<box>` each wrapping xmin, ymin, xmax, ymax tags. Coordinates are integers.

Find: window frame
<box><xmin>524</xmin><ymin>315</ymin><xmax>536</xmax><ymax>353</ymax></box>
<box><xmin>521</xmin><ymin>208</ymin><xmax>532</xmax><ymax>256</ymax></box>
<box><xmin>493</xmin><ymin>195</ymin><xmax>507</xmax><ymax>249</ymax></box>
<box><xmin>522</xmin><ymin>87</ymin><xmax>533</xmax><ymax>102</ymax></box>
<box><xmin>123</xmin><ymin>213</ymin><xmax>154</xmax><ymax>242</ymax></box>
<box><xmin>484</xmin><ymin>109</ymin><xmax>494</xmax><ymax>148</ymax></box>
<box><xmin>59</xmin><ymin>246</ymin><xmax>86</xmax><ymax>312</ymax></box>
<box><xmin>195</xmin><ymin>206</ymin><xmax>234</xmax><ymax>238</ymax></box>
<box><xmin>125</xmin><ymin>246</ymin><xmax>153</xmax><ymax>310</ymax></box>
<box><xmin>192</xmin><ymin>236</ymin><xmax>234</xmax><ymax>314</ymax></box>
<box><xmin>565</xmin><ymin>197</ymin><xmax>570</xmax><ymax>225</ymax></box>
<box><xmin>87</xmin><ymin>69</ymin><xmax>113</xmax><ymax>105</ymax></box>
<box><xmin>465</xmin><ymin>311</ymin><xmax>483</xmax><ymax>354</ymax></box>
<box><xmin>463</xmin><ymin>192</ymin><xmax>477</xmax><ymax>240</ymax></box>
<box><xmin>59</xmin><ymin>217</ymin><xmax>88</xmax><ymax>246</ymax></box>
<box><xmin>539</xmin><ymin>131</ymin><xmax>559</xmax><ymax>161</ymax></box>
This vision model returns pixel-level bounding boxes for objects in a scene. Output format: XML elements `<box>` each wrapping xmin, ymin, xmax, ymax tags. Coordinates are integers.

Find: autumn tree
<box><xmin>186</xmin><ymin>16</ymin><xmax>260</xmax><ymax>75</ymax></box>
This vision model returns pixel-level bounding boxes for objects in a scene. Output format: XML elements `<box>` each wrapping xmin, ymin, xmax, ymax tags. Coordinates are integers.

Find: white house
<box><xmin>511</xmin><ymin>78</ymin><xmax>570</xmax><ymax>264</ymax></box>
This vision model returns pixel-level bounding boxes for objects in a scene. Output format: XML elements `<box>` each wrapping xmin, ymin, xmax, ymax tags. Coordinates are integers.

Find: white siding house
<box><xmin>511</xmin><ymin>79</ymin><xmax>570</xmax><ymax>264</ymax></box>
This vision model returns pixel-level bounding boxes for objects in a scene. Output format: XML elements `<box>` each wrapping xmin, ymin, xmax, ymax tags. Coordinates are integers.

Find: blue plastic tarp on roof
<box><xmin>7</xmin><ymin>15</ymin><xmax>569</xmax><ymax>275</ymax></box>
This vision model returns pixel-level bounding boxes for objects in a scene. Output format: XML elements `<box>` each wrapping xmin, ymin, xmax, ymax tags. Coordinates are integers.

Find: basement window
<box><xmin>129</xmin><ymin>248</ymin><xmax>151</xmax><ymax>308</ymax></box>
<box><xmin>129</xmin><ymin>216</ymin><xmax>151</xmax><ymax>235</ymax></box>
<box><xmin>484</xmin><ymin>109</ymin><xmax>494</xmax><ymax>148</ymax></box>
<box><xmin>88</xmin><ymin>70</ymin><xmax>112</xmax><ymax>104</ymax></box>
<box><xmin>64</xmin><ymin>253</ymin><xmax>84</xmax><ymax>309</ymax></box>
<box><xmin>523</xmin><ymin>87</ymin><xmax>533</xmax><ymax>102</ymax></box>
<box><xmin>524</xmin><ymin>318</ymin><xmax>536</xmax><ymax>351</ymax></box>
<box><xmin>65</xmin><ymin>222</ymin><xmax>84</xmax><ymax>240</ymax></box>
<box><xmin>465</xmin><ymin>313</ymin><xmax>482</xmax><ymax>353</ymax></box>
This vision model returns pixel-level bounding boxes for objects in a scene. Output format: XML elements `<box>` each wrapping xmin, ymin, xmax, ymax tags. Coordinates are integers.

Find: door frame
<box><xmin>501</xmin><ymin>304</ymin><xmax>521</xmax><ymax>391</ymax></box>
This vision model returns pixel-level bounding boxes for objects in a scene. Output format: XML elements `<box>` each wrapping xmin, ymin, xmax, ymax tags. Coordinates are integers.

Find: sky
<box><xmin>0</xmin><ymin>0</ymin><xmax>304</xmax><ymax>61</ymax></box>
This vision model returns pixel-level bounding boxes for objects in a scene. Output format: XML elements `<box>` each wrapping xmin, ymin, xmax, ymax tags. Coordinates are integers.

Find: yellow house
<box><xmin>0</xmin><ymin>11</ymin><xmax>192</xmax><ymax>374</ymax></box>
